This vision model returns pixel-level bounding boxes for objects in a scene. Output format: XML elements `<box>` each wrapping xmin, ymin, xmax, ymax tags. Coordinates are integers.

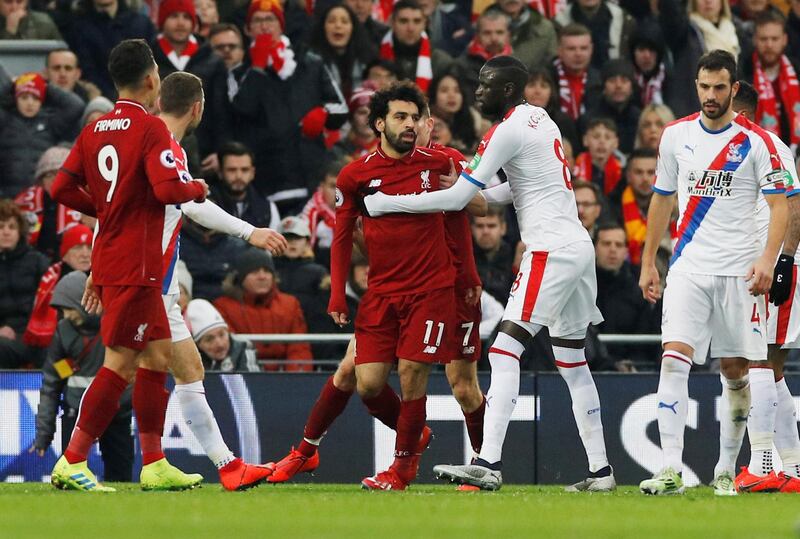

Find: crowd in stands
<box><xmin>1</xmin><ymin>0</ymin><xmax>799</xmax><ymax>373</ymax></box>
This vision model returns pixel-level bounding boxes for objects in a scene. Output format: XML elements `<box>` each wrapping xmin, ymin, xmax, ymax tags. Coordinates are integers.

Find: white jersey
<box><xmin>463</xmin><ymin>103</ymin><xmax>590</xmax><ymax>252</ymax></box>
<box><xmin>754</xmin><ymin>132</ymin><xmax>799</xmax><ymax>254</ymax></box>
<box><xmin>654</xmin><ymin>113</ymin><xmax>786</xmax><ymax>276</ymax></box>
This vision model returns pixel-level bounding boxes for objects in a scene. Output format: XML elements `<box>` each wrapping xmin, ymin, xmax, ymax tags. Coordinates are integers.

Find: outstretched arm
<box><xmin>365</xmin><ymin>173</ymin><xmax>482</xmax><ymax>216</ymax></box>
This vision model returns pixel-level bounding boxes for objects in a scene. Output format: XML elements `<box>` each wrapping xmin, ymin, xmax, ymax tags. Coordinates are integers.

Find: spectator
<box><xmin>208</xmin><ymin>23</ymin><xmax>246</xmax><ymax>101</ymax></box>
<box><xmin>344</xmin><ymin>251</ymin><xmax>368</xmax><ymax>321</ymax></box>
<box><xmin>80</xmin><ymin>95</ymin><xmax>115</xmax><ymax>126</ymax></box>
<box><xmin>416</xmin><ymin>0</ymin><xmax>472</xmax><ymax>57</ymax></box>
<box><xmin>472</xmin><ymin>206</ymin><xmax>514</xmax><ymax>305</ymax></box>
<box><xmin>187</xmin><ymin>298</ymin><xmax>259</xmax><ymax>372</ymax></box>
<box><xmin>573</xmin><ymin>117</ymin><xmax>624</xmax><ymax>197</ymax></box>
<box><xmin>195</xmin><ymin>0</ymin><xmax>219</xmax><ymax>40</ymax></box>
<box><xmin>344</xmin><ymin>0</ymin><xmax>389</xmax><ymax>46</ymax></box>
<box><xmin>740</xmin><ymin>10</ymin><xmax>800</xmax><ymax>148</ymax></box>
<box><xmin>428</xmin><ymin>73</ymin><xmax>483</xmax><ymax>153</ymax></box>
<box><xmin>733</xmin><ymin>0</ymin><xmax>783</xmax><ymax>51</ymax></box>
<box><xmin>634</xmin><ymin>102</ymin><xmax>674</xmax><ymax>151</ymax></box>
<box><xmin>628</xmin><ymin>24</ymin><xmax>670</xmax><ymax>107</ymax></box>
<box><xmin>307</xmin><ymin>3</ymin><xmax>377</xmax><ymax>99</ymax></box>
<box><xmin>23</xmin><ymin>224</ymin><xmax>92</xmax><ymax>351</ymax></box>
<box><xmin>524</xmin><ymin>67</ymin><xmax>579</xmax><ymax>150</ymax></box>
<box><xmin>0</xmin><ymin>73</ymin><xmax>84</xmax><ymax>198</ymax></box>
<box><xmin>594</xmin><ymin>222</ymin><xmax>659</xmax><ymax>365</ymax></box>
<box><xmin>33</xmin><ymin>271</ymin><xmax>133</xmax><ymax>480</ymax></box>
<box><xmin>301</xmin><ymin>159</ymin><xmax>339</xmax><ymax>264</ymax></box>
<box><xmin>554</xmin><ymin>0</ymin><xmax>636</xmax><ymax>70</ymax></box>
<box><xmin>484</xmin><ymin>0</ymin><xmax>557</xmax><ymax>71</ymax></box>
<box><xmin>179</xmin><ymin>218</ymin><xmax>248</xmax><ymax>301</ymax></box>
<box><xmin>153</xmin><ymin>0</ymin><xmax>229</xmax><ymax>171</ymax></box>
<box><xmin>377</xmin><ymin>0</ymin><xmax>453</xmax><ymax>91</ymax></box>
<box><xmin>43</xmin><ymin>49</ymin><xmax>102</xmax><ymax>104</ymax></box>
<box><xmin>585</xmin><ymin>58</ymin><xmax>641</xmax><ymax>154</ymax></box>
<box><xmin>214</xmin><ymin>248</ymin><xmax>313</xmax><ymax>371</ymax></box>
<box><xmin>573</xmin><ymin>180</ymin><xmax>603</xmax><ymax>239</ymax></box>
<box><xmin>362</xmin><ymin>58</ymin><xmax>400</xmax><ymax>89</ymax></box>
<box><xmin>329</xmin><ymin>83</ymin><xmax>379</xmax><ymax>162</ymax></box>
<box><xmin>210</xmin><ymin>141</ymin><xmax>281</xmax><ymax>230</ymax></box>
<box><xmin>176</xmin><ymin>259</ymin><xmax>192</xmax><ymax>311</ymax></box>
<box><xmin>430</xmin><ymin>113</ymin><xmax>454</xmax><ymax>146</ymax></box>
<box><xmin>453</xmin><ymin>9</ymin><xmax>513</xmax><ymax>100</ymax></box>
<box><xmin>68</xmin><ymin>0</ymin><xmax>156</xmax><ymax>98</ymax></box>
<box><xmin>14</xmin><ymin>146</ymin><xmax>81</xmax><ymax>260</ymax></box>
<box><xmin>0</xmin><ymin>199</ymin><xmax>49</xmax><ymax>368</ymax></box>
<box><xmin>0</xmin><ymin>0</ymin><xmax>61</xmax><ymax>39</ymax></box>
<box><xmin>659</xmin><ymin>0</ymin><xmax>740</xmax><ymax>117</ymax></box>
<box><xmin>550</xmin><ymin>23</ymin><xmax>601</xmax><ymax>122</ymax></box>
<box><xmin>789</xmin><ymin>0</ymin><xmax>800</xmax><ymax>67</ymax></box>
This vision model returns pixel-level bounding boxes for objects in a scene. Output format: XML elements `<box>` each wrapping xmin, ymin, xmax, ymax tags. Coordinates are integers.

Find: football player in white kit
<box><xmin>363</xmin><ymin>56</ymin><xmax>614</xmax><ymax>492</ymax></box>
<box><xmin>637</xmin><ymin>51</ymin><xmax>791</xmax><ymax>495</ymax></box>
<box><xmin>707</xmin><ymin>81</ymin><xmax>800</xmax><ymax>495</ymax></box>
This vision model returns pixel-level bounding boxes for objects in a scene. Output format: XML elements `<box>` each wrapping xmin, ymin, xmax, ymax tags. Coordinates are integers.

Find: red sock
<box><xmin>133</xmin><ymin>367</ymin><xmax>169</xmax><ymax>466</ymax></box>
<box><xmin>463</xmin><ymin>396</ymin><xmax>486</xmax><ymax>455</ymax></box>
<box><xmin>392</xmin><ymin>396</ymin><xmax>426</xmax><ymax>483</ymax></box>
<box><xmin>362</xmin><ymin>384</ymin><xmax>401</xmax><ymax>430</ymax></box>
<box><xmin>64</xmin><ymin>366</ymin><xmax>128</xmax><ymax>464</ymax></box>
<box><xmin>298</xmin><ymin>376</ymin><xmax>353</xmax><ymax>457</ymax></box>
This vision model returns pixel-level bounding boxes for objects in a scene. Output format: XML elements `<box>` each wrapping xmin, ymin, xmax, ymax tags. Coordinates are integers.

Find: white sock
<box><xmin>714</xmin><ymin>374</ymin><xmax>749</xmax><ymax>478</ymax></box>
<box><xmin>775</xmin><ymin>377</ymin><xmax>800</xmax><ymax>478</ymax></box>
<box><xmin>747</xmin><ymin>367</ymin><xmax>777</xmax><ymax>476</ymax></box>
<box><xmin>175</xmin><ymin>381</ymin><xmax>236</xmax><ymax>469</ymax></box>
<box><xmin>657</xmin><ymin>351</ymin><xmax>691</xmax><ymax>472</ymax></box>
<box><xmin>553</xmin><ymin>345</ymin><xmax>608</xmax><ymax>473</ymax></box>
<box><xmin>478</xmin><ymin>332</ymin><xmax>525</xmax><ymax>465</ymax></box>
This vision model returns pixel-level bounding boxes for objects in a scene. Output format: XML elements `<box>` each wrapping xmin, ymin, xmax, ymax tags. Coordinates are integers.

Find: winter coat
<box><xmin>0</xmin><ymin>241</ymin><xmax>48</xmax><ymax>334</ymax></box>
<box><xmin>485</xmin><ymin>5</ymin><xmax>557</xmax><ymax>71</ymax></box>
<box><xmin>209</xmin><ymin>183</ymin><xmax>279</xmax><ymax>230</ymax></box>
<box><xmin>473</xmin><ymin>240</ymin><xmax>515</xmax><ymax>306</ymax></box>
<box><xmin>555</xmin><ymin>1</ymin><xmax>636</xmax><ymax>70</ymax></box>
<box><xmin>213</xmin><ymin>286</ymin><xmax>313</xmax><ymax>371</ymax></box>
<box><xmin>0</xmin><ymin>86</ymin><xmax>84</xmax><ymax>198</ymax></box>
<box><xmin>584</xmin><ymin>97</ymin><xmax>642</xmax><ymax>154</ymax></box>
<box><xmin>67</xmin><ymin>5</ymin><xmax>156</xmax><ymax>97</ymax></box>
<box><xmin>789</xmin><ymin>9</ymin><xmax>800</xmax><ymax>68</ymax></box>
<box><xmin>0</xmin><ymin>10</ymin><xmax>62</xmax><ymax>39</ymax></box>
<box><xmin>201</xmin><ymin>336</ymin><xmax>259</xmax><ymax>372</ymax></box>
<box><xmin>179</xmin><ymin>221</ymin><xmax>248</xmax><ymax>301</ymax></box>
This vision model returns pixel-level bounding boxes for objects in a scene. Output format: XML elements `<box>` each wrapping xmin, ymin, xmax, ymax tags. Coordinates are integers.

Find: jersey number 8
<box><xmin>98</xmin><ymin>144</ymin><xmax>119</xmax><ymax>202</ymax></box>
<box><xmin>553</xmin><ymin>139</ymin><xmax>572</xmax><ymax>190</ymax></box>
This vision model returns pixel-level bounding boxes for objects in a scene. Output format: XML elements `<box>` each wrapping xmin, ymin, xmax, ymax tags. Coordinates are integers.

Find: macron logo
<box><xmin>369</xmin><ymin>179</ymin><xmax>382</xmax><ymax>187</ymax></box>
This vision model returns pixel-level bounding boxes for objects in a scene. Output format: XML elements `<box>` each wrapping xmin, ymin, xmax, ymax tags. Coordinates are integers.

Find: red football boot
<box><xmin>417</xmin><ymin>426</ymin><xmax>433</xmax><ymax>453</ymax></box>
<box><xmin>361</xmin><ymin>467</ymin><xmax>409</xmax><ymax>491</ymax></box>
<box><xmin>735</xmin><ymin>467</ymin><xmax>783</xmax><ymax>493</ymax></box>
<box><xmin>775</xmin><ymin>472</ymin><xmax>800</xmax><ymax>493</ymax></box>
<box><xmin>266</xmin><ymin>447</ymin><xmax>320</xmax><ymax>483</ymax></box>
<box><xmin>219</xmin><ymin>458</ymin><xmax>272</xmax><ymax>491</ymax></box>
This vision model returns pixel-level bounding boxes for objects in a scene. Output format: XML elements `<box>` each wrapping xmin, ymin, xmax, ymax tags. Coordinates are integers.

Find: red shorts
<box><xmin>354</xmin><ymin>287</ymin><xmax>457</xmax><ymax>365</ymax></box>
<box><xmin>454</xmin><ymin>290</ymin><xmax>482</xmax><ymax>362</ymax></box>
<box><xmin>97</xmin><ymin>285</ymin><xmax>170</xmax><ymax>351</ymax></box>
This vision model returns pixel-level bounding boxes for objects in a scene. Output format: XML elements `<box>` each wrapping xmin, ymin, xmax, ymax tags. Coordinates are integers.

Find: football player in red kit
<box><xmin>49</xmin><ymin>39</ymin><xmax>208</xmax><ymax>492</ymax></box>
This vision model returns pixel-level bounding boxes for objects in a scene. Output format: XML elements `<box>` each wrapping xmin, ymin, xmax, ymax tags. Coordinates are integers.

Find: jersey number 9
<box><xmin>98</xmin><ymin>144</ymin><xmax>119</xmax><ymax>202</ymax></box>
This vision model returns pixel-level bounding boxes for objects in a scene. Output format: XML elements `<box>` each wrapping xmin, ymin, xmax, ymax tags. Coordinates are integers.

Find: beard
<box><xmin>384</xmin><ymin>125</ymin><xmax>416</xmax><ymax>153</ymax></box>
<box><xmin>702</xmin><ymin>91</ymin><xmax>733</xmax><ymax>120</ymax></box>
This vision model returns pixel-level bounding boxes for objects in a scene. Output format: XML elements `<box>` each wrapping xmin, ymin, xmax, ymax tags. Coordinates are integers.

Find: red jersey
<box><xmin>329</xmin><ymin>145</ymin><xmax>455</xmax><ymax>314</ymax></box>
<box><xmin>53</xmin><ymin>99</ymin><xmax>204</xmax><ymax>288</ymax></box>
<box><xmin>431</xmin><ymin>143</ymin><xmax>482</xmax><ymax>291</ymax></box>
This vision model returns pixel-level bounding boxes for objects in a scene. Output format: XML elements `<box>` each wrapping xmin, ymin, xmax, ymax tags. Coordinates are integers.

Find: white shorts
<box><xmin>661</xmin><ymin>271</ymin><xmax>767</xmax><ymax>362</ymax></box>
<box><xmin>766</xmin><ymin>264</ymin><xmax>800</xmax><ymax>349</ymax></box>
<box><xmin>503</xmin><ymin>241</ymin><xmax>603</xmax><ymax>338</ymax></box>
<box><xmin>163</xmin><ymin>293</ymin><xmax>191</xmax><ymax>343</ymax></box>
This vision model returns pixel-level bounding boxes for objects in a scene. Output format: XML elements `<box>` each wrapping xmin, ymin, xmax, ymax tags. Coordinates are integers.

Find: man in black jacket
<box><xmin>471</xmin><ymin>206</ymin><xmax>514</xmax><ymax>306</ymax></box>
<box><xmin>584</xmin><ymin>58</ymin><xmax>641</xmax><ymax>154</ymax></box>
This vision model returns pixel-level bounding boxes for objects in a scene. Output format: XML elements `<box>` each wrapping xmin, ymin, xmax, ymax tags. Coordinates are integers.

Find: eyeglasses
<box><xmin>212</xmin><ymin>43</ymin><xmax>240</xmax><ymax>51</ymax></box>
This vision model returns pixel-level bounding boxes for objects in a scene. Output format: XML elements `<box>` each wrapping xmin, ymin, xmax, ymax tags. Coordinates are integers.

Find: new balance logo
<box><xmin>368</xmin><ymin>178</ymin><xmax>382</xmax><ymax>187</ymax></box>
<box><xmin>134</xmin><ymin>323</ymin><xmax>148</xmax><ymax>342</ymax></box>
<box><xmin>423</xmin><ymin>345</ymin><xmax>438</xmax><ymax>354</ymax></box>
<box><xmin>658</xmin><ymin>400</ymin><xmax>679</xmax><ymax>414</ymax></box>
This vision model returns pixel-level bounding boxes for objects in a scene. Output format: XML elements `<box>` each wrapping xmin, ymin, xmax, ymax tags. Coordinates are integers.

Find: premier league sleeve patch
<box><xmin>335</xmin><ymin>187</ymin><xmax>344</xmax><ymax>208</ymax></box>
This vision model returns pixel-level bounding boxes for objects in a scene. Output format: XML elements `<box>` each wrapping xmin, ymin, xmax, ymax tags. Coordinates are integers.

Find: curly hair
<box><xmin>368</xmin><ymin>81</ymin><xmax>428</xmax><ymax>137</ymax></box>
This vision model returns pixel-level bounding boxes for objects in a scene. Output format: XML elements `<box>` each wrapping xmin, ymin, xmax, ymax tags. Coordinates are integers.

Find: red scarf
<box><xmin>528</xmin><ymin>0</ymin><xmax>566</xmax><ymax>17</ymax></box>
<box><xmin>637</xmin><ymin>63</ymin><xmax>666</xmax><ymax>107</ymax></box>
<box><xmin>158</xmin><ymin>33</ymin><xmax>200</xmax><ymax>71</ymax></box>
<box><xmin>380</xmin><ymin>30</ymin><xmax>433</xmax><ymax>92</ymax></box>
<box><xmin>374</xmin><ymin>0</ymin><xmax>393</xmax><ymax>23</ymax></box>
<box><xmin>14</xmin><ymin>186</ymin><xmax>82</xmax><ymax>247</ymax></box>
<box><xmin>301</xmin><ymin>188</ymin><xmax>336</xmax><ymax>248</ymax></box>
<box><xmin>753</xmin><ymin>53</ymin><xmax>800</xmax><ymax>146</ymax></box>
<box><xmin>23</xmin><ymin>262</ymin><xmax>62</xmax><ymax>348</ymax></box>
<box><xmin>574</xmin><ymin>152</ymin><xmax>622</xmax><ymax>195</ymax></box>
<box><xmin>466</xmin><ymin>36</ymin><xmax>513</xmax><ymax>61</ymax></box>
<box><xmin>555</xmin><ymin>58</ymin><xmax>586</xmax><ymax>121</ymax></box>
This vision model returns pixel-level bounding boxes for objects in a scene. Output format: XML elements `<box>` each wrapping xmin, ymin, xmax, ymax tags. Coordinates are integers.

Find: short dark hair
<box><xmin>696</xmin><ymin>49</ymin><xmax>737</xmax><ymax>84</ymax></box>
<box><xmin>483</xmin><ymin>205</ymin><xmax>506</xmax><ymax>221</ymax></box>
<box><xmin>219</xmin><ymin>141</ymin><xmax>255</xmax><ymax>168</ymax></box>
<box><xmin>585</xmin><ymin>117</ymin><xmax>618</xmax><ymax>135</ymax></box>
<box><xmin>160</xmin><ymin>72</ymin><xmax>204</xmax><ymax>116</ymax></box>
<box><xmin>754</xmin><ymin>9</ymin><xmax>787</xmax><ymax>30</ymax></box>
<box><xmin>363</xmin><ymin>59</ymin><xmax>400</xmax><ymax>81</ymax></box>
<box><xmin>323</xmin><ymin>159</ymin><xmax>345</xmax><ymax>180</ymax></box>
<box><xmin>368</xmin><ymin>81</ymin><xmax>427</xmax><ymax>136</ymax></box>
<box><xmin>208</xmin><ymin>22</ymin><xmax>243</xmax><ymax>42</ymax></box>
<box><xmin>392</xmin><ymin>0</ymin><xmax>423</xmax><ymax>17</ymax></box>
<box><xmin>559</xmin><ymin>23</ymin><xmax>591</xmax><ymax>41</ymax></box>
<box><xmin>628</xmin><ymin>147</ymin><xmax>658</xmax><ymax>162</ymax></box>
<box><xmin>45</xmin><ymin>48</ymin><xmax>79</xmax><ymax>68</ymax></box>
<box><xmin>596</xmin><ymin>220</ymin><xmax>626</xmax><ymax>239</ymax></box>
<box><xmin>733</xmin><ymin>80</ymin><xmax>759</xmax><ymax>116</ymax></box>
<box><xmin>484</xmin><ymin>55</ymin><xmax>529</xmax><ymax>97</ymax></box>
<box><xmin>108</xmin><ymin>39</ymin><xmax>156</xmax><ymax>90</ymax></box>
<box><xmin>572</xmin><ymin>180</ymin><xmax>601</xmax><ymax>201</ymax></box>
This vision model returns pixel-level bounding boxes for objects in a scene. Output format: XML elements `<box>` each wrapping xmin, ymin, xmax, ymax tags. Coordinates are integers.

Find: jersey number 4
<box><xmin>98</xmin><ymin>144</ymin><xmax>119</xmax><ymax>202</ymax></box>
<box><xmin>554</xmin><ymin>139</ymin><xmax>572</xmax><ymax>190</ymax></box>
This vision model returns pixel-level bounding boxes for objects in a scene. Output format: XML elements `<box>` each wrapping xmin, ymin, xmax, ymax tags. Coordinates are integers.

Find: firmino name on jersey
<box><xmin>94</xmin><ymin>118</ymin><xmax>131</xmax><ymax>132</ymax></box>
<box><xmin>687</xmin><ymin>170</ymin><xmax>733</xmax><ymax>197</ymax></box>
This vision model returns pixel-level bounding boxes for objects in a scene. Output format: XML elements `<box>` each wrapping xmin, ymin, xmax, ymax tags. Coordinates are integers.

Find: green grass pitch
<box><xmin>3</xmin><ymin>483</ymin><xmax>799</xmax><ymax>539</ymax></box>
